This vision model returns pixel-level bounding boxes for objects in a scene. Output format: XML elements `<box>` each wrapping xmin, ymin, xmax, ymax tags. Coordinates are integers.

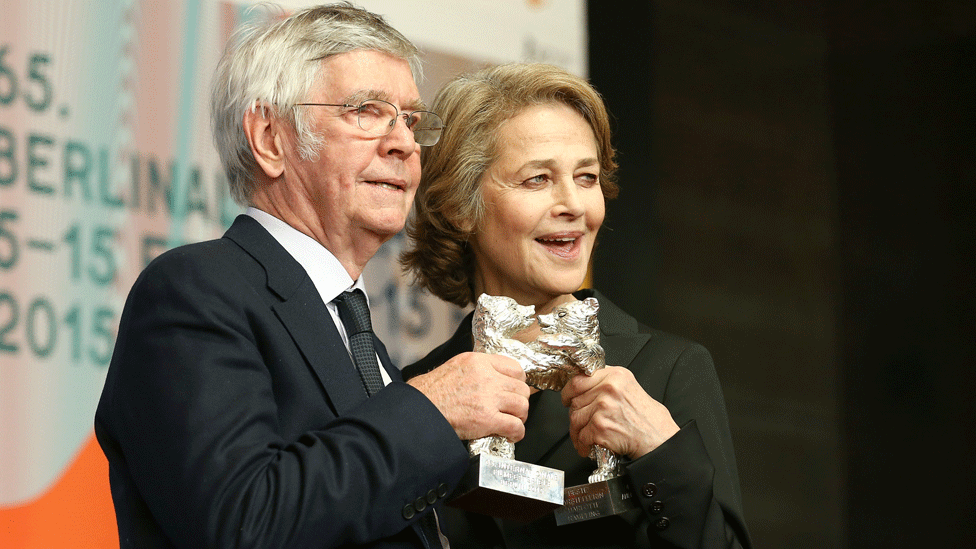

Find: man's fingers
<box><xmin>408</xmin><ymin>352</ymin><xmax>531</xmax><ymax>442</ymax></box>
<box><xmin>497</xmin><ymin>388</ymin><xmax>530</xmax><ymax>423</ymax></box>
<box><xmin>490</xmin><ymin>412</ymin><xmax>527</xmax><ymax>443</ymax></box>
<box><xmin>488</xmin><ymin>354</ymin><xmax>526</xmax><ymax>382</ymax></box>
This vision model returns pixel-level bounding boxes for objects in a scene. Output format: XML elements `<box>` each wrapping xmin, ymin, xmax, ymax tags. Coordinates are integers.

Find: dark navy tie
<box><xmin>334</xmin><ymin>289</ymin><xmax>384</xmax><ymax>397</ymax></box>
<box><xmin>336</xmin><ymin>290</ymin><xmax>442</xmax><ymax>547</ymax></box>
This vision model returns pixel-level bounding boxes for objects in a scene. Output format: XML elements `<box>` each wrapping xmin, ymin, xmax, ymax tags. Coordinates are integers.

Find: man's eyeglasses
<box><xmin>294</xmin><ymin>98</ymin><xmax>444</xmax><ymax>146</ymax></box>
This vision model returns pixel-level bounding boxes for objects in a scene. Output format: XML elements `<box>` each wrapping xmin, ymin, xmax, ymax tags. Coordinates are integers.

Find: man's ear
<box><xmin>242</xmin><ymin>103</ymin><xmax>286</xmax><ymax>179</ymax></box>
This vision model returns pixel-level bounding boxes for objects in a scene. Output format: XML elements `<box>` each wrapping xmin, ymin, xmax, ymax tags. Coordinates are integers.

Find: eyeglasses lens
<box><xmin>357</xmin><ymin>100</ymin><xmax>442</xmax><ymax>146</ymax></box>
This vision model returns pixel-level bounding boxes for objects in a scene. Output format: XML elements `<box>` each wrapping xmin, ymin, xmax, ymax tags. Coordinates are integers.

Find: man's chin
<box><xmin>365</xmin><ymin>218</ymin><xmax>408</xmax><ymax>242</ymax></box>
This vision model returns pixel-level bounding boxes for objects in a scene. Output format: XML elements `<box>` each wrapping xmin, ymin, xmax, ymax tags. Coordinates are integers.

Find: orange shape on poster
<box><xmin>0</xmin><ymin>433</ymin><xmax>118</xmax><ymax>548</ymax></box>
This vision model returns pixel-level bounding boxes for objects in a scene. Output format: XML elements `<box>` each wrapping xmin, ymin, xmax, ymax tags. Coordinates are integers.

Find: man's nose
<box><xmin>380</xmin><ymin>114</ymin><xmax>418</xmax><ymax>157</ymax></box>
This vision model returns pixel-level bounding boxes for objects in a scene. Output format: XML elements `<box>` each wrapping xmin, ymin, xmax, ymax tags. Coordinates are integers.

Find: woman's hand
<box><xmin>561</xmin><ymin>366</ymin><xmax>679</xmax><ymax>459</ymax></box>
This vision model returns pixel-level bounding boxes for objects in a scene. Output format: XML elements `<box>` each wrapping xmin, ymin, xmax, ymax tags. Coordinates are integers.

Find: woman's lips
<box><xmin>536</xmin><ymin>234</ymin><xmax>583</xmax><ymax>259</ymax></box>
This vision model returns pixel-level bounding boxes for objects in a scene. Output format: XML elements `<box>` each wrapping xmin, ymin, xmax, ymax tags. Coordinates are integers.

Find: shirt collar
<box><xmin>245</xmin><ymin>207</ymin><xmax>367</xmax><ymax>305</ymax></box>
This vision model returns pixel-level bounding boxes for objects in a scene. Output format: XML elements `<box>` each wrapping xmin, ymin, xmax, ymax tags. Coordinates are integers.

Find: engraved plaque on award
<box><xmin>522</xmin><ymin>298</ymin><xmax>640</xmax><ymax>526</ymax></box>
<box><xmin>447</xmin><ymin>294</ymin><xmax>564</xmax><ymax>522</ymax></box>
<box><xmin>554</xmin><ymin>475</ymin><xmax>637</xmax><ymax>526</ymax></box>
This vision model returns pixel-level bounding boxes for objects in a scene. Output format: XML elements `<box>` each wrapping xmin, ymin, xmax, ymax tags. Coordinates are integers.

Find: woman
<box><xmin>401</xmin><ymin>63</ymin><xmax>751</xmax><ymax>549</ymax></box>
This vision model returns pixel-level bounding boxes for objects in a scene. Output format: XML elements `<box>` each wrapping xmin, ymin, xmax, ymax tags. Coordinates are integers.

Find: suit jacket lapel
<box><xmin>224</xmin><ymin>215</ymin><xmax>369</xmax><ymax>414</ymax></box>
<box><xmin>592</xmin><ymin>289</ymin><xmax>651</xmax><ymax>369</ymax></box>
<box><xmin>274</xmin><ymin>294</ymin><xmax>369</xmax><ymax>413</ymax></box>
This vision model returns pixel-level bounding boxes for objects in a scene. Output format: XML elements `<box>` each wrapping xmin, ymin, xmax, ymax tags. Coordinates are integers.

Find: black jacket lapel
<box><xmin>586</xmin><ymin>289</ymin><xmax>651</xmax><ymax>368</ymax></box>
<box><xmin>224</xmin><ymin>215</ymin><xmax>369</xmax><ymax>414</ymax></box>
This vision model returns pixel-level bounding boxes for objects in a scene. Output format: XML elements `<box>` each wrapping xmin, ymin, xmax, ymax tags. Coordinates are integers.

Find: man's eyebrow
<box><xmin>404</xmin><ymin>98</ymin><xmax>428</xmax><ymax>111</ymax></box>
<box><xmin>344</xmin><ymin>89</ymin><xmax>427</xmax><ymax>111</ymax></box>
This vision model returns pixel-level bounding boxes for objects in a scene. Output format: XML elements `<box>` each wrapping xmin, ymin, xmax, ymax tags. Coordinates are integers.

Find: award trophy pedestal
<box><xmin>449</xmin><ymin>453</ymin><xmax>565</xmax><ymax>522</ymax></box>
<box><xmin>554</xmin><ymin>475</ymin><xmax>639</xmax><ymax>525</ymax></box>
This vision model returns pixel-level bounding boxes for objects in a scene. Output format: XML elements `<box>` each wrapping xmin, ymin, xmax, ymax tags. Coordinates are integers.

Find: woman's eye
<box><xmin>523</xmin><ymin>174</ymin><xmax>548</xmax><ymax>186</ymax></box>
<box><xmin>577</xmin><ymin>173</ymin><xmax>599</xmax><ymax>186</ymax></box>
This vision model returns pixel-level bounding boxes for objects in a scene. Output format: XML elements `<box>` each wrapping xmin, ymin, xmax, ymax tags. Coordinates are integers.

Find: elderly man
<box><xmin>94</xmin><ymin>4</ymin><xmax>529</xmax><ymax>548</ymax></box>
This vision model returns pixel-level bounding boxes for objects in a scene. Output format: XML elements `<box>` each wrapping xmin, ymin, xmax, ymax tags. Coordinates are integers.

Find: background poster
<box><xmin>0</xmin><ymin>1</ymin><xmax>585</xmax><ymax>546</ymax></box>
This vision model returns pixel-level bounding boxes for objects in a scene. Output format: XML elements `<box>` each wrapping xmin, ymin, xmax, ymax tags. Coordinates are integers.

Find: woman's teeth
<box><xmin>538</xmin><ymin>237</ymin><xmax>575</xmax><ymax>243</ymax></box>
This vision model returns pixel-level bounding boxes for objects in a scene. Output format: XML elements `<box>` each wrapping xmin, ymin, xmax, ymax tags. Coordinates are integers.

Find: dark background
<box><xmin>587</xmin><ymin>1</ymin><xmax>975</xmax><ymax>547</ymax></box>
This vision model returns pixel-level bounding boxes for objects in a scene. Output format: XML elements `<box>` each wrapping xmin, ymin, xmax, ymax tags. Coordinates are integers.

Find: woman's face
<box><xmin>471</xmin><ymin>102</ymin><xmax>606</xmax><ymax>311</ymax></box>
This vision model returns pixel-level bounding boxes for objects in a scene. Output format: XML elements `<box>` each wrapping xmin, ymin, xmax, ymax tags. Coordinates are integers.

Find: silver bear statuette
<box><xmin>528</xmin><ymin>297</ymin><xmax>606</xmax><ymax>390</ymax></box>
<box><xmin>468</xmin><ymin>294</ymin><xmax>539</xmax><ymax>459</ymax></box>
<box><xmin>531</xmin><ymin>298</ymin><xmax>620</xmax><ymax>483</ymax></box>
<box><xmin>468</xmin><ymin>294</ymin><xmax>622</xmax><ymax>483</ymax></box>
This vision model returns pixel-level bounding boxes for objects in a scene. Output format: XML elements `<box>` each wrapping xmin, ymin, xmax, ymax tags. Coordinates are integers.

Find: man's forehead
<box><xmin>315</xmin><ymin>51</ymin><xmax>423</xmax><ymax>108</ymax></box>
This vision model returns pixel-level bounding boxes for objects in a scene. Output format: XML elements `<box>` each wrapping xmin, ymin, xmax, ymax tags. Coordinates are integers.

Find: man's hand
<box><xmin>408</xmin><ymin>352</ymin><xmax>530</xmax><ymax>442</ymax></box>
<box><xmin>561</xmin><ymin>366</ymin><xmax>679</xmax><ymax>459</ymax></box>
